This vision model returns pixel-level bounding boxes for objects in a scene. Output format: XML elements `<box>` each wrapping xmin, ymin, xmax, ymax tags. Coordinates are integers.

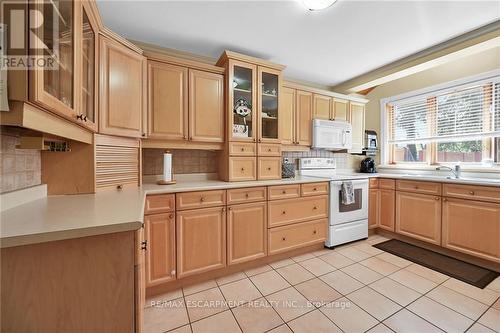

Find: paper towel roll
<box><xmin>163</xmin><ymin>152</ymin><xmax>172</xmax><ymax>182</ymax></box>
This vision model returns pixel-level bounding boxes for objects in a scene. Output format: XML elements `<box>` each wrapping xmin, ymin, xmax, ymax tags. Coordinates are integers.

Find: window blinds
<box><xmin>388</xmin><ymin>78</ymin><xmax>500</xmax><ymax>144</ymax></box>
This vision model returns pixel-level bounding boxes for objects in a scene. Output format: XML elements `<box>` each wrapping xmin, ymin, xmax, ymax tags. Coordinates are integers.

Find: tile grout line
<box><xmin>462</xmin><ymin>295</ymin><xmax>500</xmax><ymax>333</ymax></box>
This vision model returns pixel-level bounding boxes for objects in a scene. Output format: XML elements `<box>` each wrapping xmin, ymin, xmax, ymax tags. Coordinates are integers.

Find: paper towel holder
<box><xmin>157</xmin><ymin>150</ymin><xmax>177</xmax><ymax>185</ymax></box>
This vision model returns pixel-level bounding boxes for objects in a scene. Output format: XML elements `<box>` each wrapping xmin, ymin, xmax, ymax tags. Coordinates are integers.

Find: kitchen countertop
<box><xmin>0</xmin><ymin>176</ymin><xmax>328</xmax><ymax>249</ymax></box>
<box><xmin>2</xmin><ymin>172</ymin><xmax>499</xmax><ymax>249</ymax></box>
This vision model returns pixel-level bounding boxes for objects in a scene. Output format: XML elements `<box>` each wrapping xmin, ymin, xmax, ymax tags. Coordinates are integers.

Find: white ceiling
<box><xmin>96</xmin><ymin>0</ymin><xmax>500</xmax><ymax>87</ymax></box>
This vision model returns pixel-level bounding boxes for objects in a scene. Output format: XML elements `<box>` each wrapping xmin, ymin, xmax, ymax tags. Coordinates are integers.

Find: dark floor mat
<box><xmin>373</xmin><ymin>239</ymin><xmax>499</xmax><ymax>289</ymax></box>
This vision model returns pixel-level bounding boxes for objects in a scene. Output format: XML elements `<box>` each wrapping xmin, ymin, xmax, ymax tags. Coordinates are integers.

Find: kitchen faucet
<box><xmin>436</xmin><ymin>165</ymin><xmax>461</xmax><ymax>179</ymax></box>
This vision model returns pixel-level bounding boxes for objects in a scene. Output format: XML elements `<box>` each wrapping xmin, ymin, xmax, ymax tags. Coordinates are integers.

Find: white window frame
<box><xmin>380</xmin><ymin>69</ymin><xmax>500</xmax><ymax>169</ymax></box>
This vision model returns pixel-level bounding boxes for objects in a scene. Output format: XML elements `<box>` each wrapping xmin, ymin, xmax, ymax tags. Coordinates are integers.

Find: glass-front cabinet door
<box><xmin>258</xmin><ymin>67</ymin><xmax>281</xmax><ymax>142</ymax></box>
<box><xmin>80</xmin><ymin>2</ymin><xmax>98</xmax><ymax>131</ymax></box>
<box><xmin>31</xmin><ymin>0</ymin><xmax>77</xmax><ymax>119</ymax></box>
<box><xmin>229</xmin><ymin>61</ymin><xmax>257</xmax><ymax>141</ymax></box>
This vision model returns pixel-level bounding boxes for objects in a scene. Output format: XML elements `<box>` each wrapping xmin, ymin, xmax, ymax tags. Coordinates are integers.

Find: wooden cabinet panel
<box><xmin>333</xmin><ymin>98</ymin><xmax>349</xmax><ymax>121</ymax></box>
<box><xmin>227</xmin><ymin>187</ymin><xmax>267</xmax><ymax>204</ymax></box>
<box><xmin>145</xmin><ymin>213</ymin><xmax>176</xmax><ymax>286</ymax></box>
<box><xmin>269</xmin><ymin>219</ymin><xmax>327</xmax><ymax>255</ymax></box>
<box><xmin>301</xmin><ymin>182</ymin><xmax>329</xmax><ymax>197</ymax></box>
<box><xmin>349</xmin><ymin>102</ymin><xmax>365</xmax><ymax>153</ymax></box>
<box><xmin>268</xmin><ymin>184</ymin><xmax>301</xmax><ymax>200</ymax></box>
<box><xmin>147</xmin><ymin>61</ymin><xmax>188</xmax><ymax>140</ymax></box>
<box><xmin>443</xmin><ymin>184</ymin><xmax>500</xmax><ymax>204</ymax></box>
<box><xmin>188</xmin><ymin>69</ymin><xmax>224</xmax><ymax>142</ymax></box>
<box><xmin>379</xmin><ymin>189</ymin><xmax>395</xmax><ymax>231</ymax></box>
<box><xmin>176</xmin><ymin>207</ymin><xmax>226</xmax><ymax>278</ymax></box>
<box><xmin>258</xmin><ymin>143</ymin><xmax>282</xmax><ymax>156</ymax></box>
<box><xmin>99</xmin><ymin>36</ymin><xmax>145</xmax><ymax>138</ymax></box>
<box><xmin>281</xmin><ymin>87</ymin><xmax>295</xmax><ymax>145</ymax></box>
<box><xmin>397</xmin><ymin>180</ymin><xmax>441</xmax><ymax>195</ymax></box>
<box><xmin>442</xmin><ymin>198</ymin><xmax>500</xmax><ymax>262</ymax></box>
<box><xmin>369</xmin><ymin>178</ymin><xmax>379</xmax><ymax>189</ymax></box>
<box><xmin>228</xmin><ymin>202</ymin><xmax>267</xmax><ymax>265</ymax></box>
<box><xmin>396</xmin><ymin>192</ymin><xmax>442</xmax><ymax>245</ymax></box>
<box><xmin>228</xmin><ymin>157</ymin><xmax>257</xmax><ymax>181</ymax></box>
<box><xmin>313</xmin><ymin>94</ymin><xmax>332</xmax><ymax>120</ymax></box>
<box><xmin>296</xmin><ymin>90</ymin><xmax>313</xmax><ymax>146</ymax></box>
<box><xmin>144</xmin><ymin>194</ymin><xmax>175</xmax><ymax>215</ymax></box>
<box><xmin>176</xmin><ymin>190</ymin><xmax>226</xmax><ymax>210</ymax></box>
<box><xmin>257</xmin><ymin>157</ymin><xmax>281</xmax><ymax>180</ymax></box>
<box><xmin>268</xmin><ymin>195</ymin><xmax>328</xmax><ymax>228</ymax></box>
<box><xmin>379</xmin><ymin>178</ymin><xmax>396</xmax><ymax>190</ymax></box>
<box><xmin>229</xmin><ymin>142</ymin><xmax>257</xmax><ymax>156</ymax></box>
<box><xmin>369</xmin><ymin>189</ymin><xmax>379</xmax><ymax>229</ymax></box>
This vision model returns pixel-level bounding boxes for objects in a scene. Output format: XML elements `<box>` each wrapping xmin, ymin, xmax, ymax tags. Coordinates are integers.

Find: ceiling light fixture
<box><xmin>302</xmin><ymin>0</ymin><xmax>337</xmax><ymax>11</ymax></box>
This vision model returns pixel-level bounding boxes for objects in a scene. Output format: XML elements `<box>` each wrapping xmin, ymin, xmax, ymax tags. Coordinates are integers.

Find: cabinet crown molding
<box><xmin>216</xmin><ymin>50</ymin><xmax>286</xmax><ymax>71</ymax></box>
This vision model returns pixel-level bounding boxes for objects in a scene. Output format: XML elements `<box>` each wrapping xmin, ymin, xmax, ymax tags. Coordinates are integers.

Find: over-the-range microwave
<box><xmin>312</xmin><ymin>119</ymin><xmax>352</xmax><ymax>150</ymax></box>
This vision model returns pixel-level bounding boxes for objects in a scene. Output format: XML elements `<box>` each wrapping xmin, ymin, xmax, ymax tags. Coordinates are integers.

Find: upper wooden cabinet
<box><xmin>99</xmin><ymin>35</ymin><xmax>146</xmax><ymax>138</ymax></box>
<box><xmin>280</xmin><ymin>87</ymin><xmax>295</xmax><ymax>145</ymax></box>
<box><xmin>313</xmin><ymin>94</ymin><xmax>332</xmax><ymax>120</ymax></box>
<box><xmin>257</xmin><ymin>67</ymin><xmax>281</xmax><ymax>143</ymax></box>
<box><xmin>333</xmin><ymin>98</ymin><xmax>349</xmax><ymax>121</ymax></box>
<box><xmin>147</xmin><ymin>61</ymin><xmax>188</xmax><ymax>140</ymax></box>
<box><xmin>296</xmin><ymin>90</ymin><xmax>313</xmax><ymax>146</ymax></box>
<box><xmin>349</xmin><ymin>101</ymin><xmax>365</xmax><ymax>154</ymax></box>
<box><xmin>188</xmin><ymin>69</ymin><xmax>224</xmax><ymax>142</ymax></box>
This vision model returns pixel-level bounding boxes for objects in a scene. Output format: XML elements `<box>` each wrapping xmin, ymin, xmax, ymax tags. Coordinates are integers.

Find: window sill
<box><xmin>378</xmin><ymin>164</ymin><xmax>500</xmax><ymax>173</ymax></box>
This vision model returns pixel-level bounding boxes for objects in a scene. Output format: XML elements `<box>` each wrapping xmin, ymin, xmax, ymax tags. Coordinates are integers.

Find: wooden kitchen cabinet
<box><xmin>349</xmin><ymin>101</ymin><xmax>365</xmax><ymax>154</ymax></box>
<box><xmin>99</xmin><ymin>35</ymin><xmax>146</xmax><ymax>138</ymax></box>
<box><xmin>281</xmin><ymin>87</ymin><xmax>296</xmax><ymax>145</ymax></box>
<box><xmin>257</xmin><ymin>67</ymin><xmax>281</xmax><ymax>143</ymax></box>
<box><xmin>145</xmin><ymin>213</ymin><xmax>176</xmax><ymax>287</ymax></box>
<box><xmin>442</xmin><ymin>198</ymin><xmax>500</xmax><ymax>262</ymax></box>
<box><xmin>227</xmin><ymin>202</ymin><xmax>267</xmax><ymax>265</ymax></box>
<box><xmin>396</xmin><ymin>191</ymin><xmax>442</xmax><ymax>245</ymax></box>
<box><xmin>368</xmin><ymin>189</ymin><xmax>379</xmax><ymax>229</ymax></box>
<box><xmin>333</xmin><ymin>98</ymin><xmax>349</xmax><ymax>121</ymax></box>
<box><xmin>268</xmin><ymin>195</ymin><xmax>328</xmax><ymax>228</ymax></box>
<box><xmin>147</xmin><ymin>61</ymin><xmax>188</xmax><ymax>140</ymax></box>
<box><xmin>313</xmin><ymin>94</ymin><xmax>332</xmax><ymax>120</ymax></box>
<box><xmin>296</xmin><ymin>90</ymin><xmax>313</xmax><ymax>146</ymax></box>
<box><xmin>176</xmin><ymin>207</ymin><xmax>226</xmax><ymax>278</ymax></box>
<box><xmin>379</xmin><ymin>189</ymin><xmax>395</xmax><ymax>231</ymax></box>
<box><xmin>257</xmin><ymin>157</ymin><xmax>282</xmax><ymax>180</ymax></box>
<box><xmin>188</xmin><ymin>69</ymin><xmax>224</xmax><ymax>142</ymax></box>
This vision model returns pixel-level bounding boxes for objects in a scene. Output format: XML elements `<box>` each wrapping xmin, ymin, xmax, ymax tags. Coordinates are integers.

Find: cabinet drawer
<box><xmin>144</xmin><ymin>194</ymin><xmax>175</xmax><ymax>214</ymax></box>
<box><xmin>268</xmin><ymin>195</ymin><xmax>328</xmax><ymax>228</ymax></box>
<box><xmin>229</xmin><ymin>157</ymin><xmax>257</xmax><ymax>182</ymax></box>
<box><xmin>443</xmin><ymin>184</ymin><xmax>500</xmax><ymax>204</ymax></box>
<box><xmin>176</xmin><ymin>190</ymin><xmax>226</xmax><ymax>210</ymax></box>
<box><xmin>257</xmin><ymin>157</ymin><xmax>281</xmax><ymax>180</ymax></box>
<box><xmin>379</xmin><ymin>178</ymin><xmax>395</xmax><ymax>190</ymax></box>
<box><xmin>269</xmin><ymin>219</ymin><xmax>327</xmax><ymax>255</ymax></box>
<box><xmin>268</xmin><ymin>184</ymin><xmax>301</xmax><ymax>200</ymax></box>
<box><xmin>229</xmin><ymin>142</ymin><xmax>257</xmax><ymax>156</ymax></box>
<box><xmin>301</xmin><ymin>182</ymin><xmax>329</xmax><ymax>196</ymax></box>
<box><xmin>396</xmin><ymin>180</ymin><xmax>441</xmax><ymax>195</ymax></box>
<box><xmin>227</xmin><ymin>187</ymin><xmax>267</xmax><ymax>204</ymax></box>
<box><xmin>258</xmin><ymin>143</ymin><xmax>282</xmax><ymax>156</ymax></box>
<box><xmin>369</xmin><ymin>178</ymin><xmax>379</xmax><ymax>189</ymax></box>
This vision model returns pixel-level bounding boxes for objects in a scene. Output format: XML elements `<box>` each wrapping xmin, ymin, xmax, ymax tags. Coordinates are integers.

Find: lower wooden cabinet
<box><xmin>269</xmin><ymin>219</ymin><xmax>327</xmax><ymax>255</ymax></box>
<box><xmin>227</xmin><ymin>202</ymin><xmax>267</xmax><ymax>265</ymax></box>
<box><xmin>379</xmin><ymin>189</ymin><xmax>395</xmax><ymax>231</ymax></box>
<box><xmin>176</xmin><ymin>207</ymin><xmax>226</xmax><ymax>278</ymax></box>
<box><xmin>396</xmin><ymin>192</ymin><xmax>442</xmax><ymax>245</ymax></box>
<box><xmin>145</xmin><ymin>213</ymin><xmax>176</xmax><ymax>287</ymax></box>
<box><xmin>368</xmin><ymin>189</ymin><xmax>379</xmax><ymax>229</ymax></box>
<box><xmin>268</xmin><ymin>195</ymin><xmax>328</xmax><ymax>228</ymax></box>
<box><xmin>442</xmin><ymin>198</ymin><xmax>500</xmax><ymax>262</ymax></box>
<box><xmin>257</xmin><ymin>157</ymin><xmax>281</xmax><ymax>180</ymax></box>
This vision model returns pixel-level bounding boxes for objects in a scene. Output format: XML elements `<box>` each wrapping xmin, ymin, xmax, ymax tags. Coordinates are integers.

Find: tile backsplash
<box><xmin>142</xmin><ymin>149</ymin><xmax>218</xmax><ymax>175</ymax></box>
<box><xmin>1</xmin><ymin>134</ymin><xmax>41</xmax><ymax>193</ymax></box>
<box><xmin>283</xmin><ymin>150</ymin><xmax>365</xmax><ymax>171</ymax></box>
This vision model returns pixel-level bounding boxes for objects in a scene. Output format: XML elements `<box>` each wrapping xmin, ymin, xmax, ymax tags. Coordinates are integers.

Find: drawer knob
<box><xmin>267</xmin><ymin>167</ymin><xmax>271</xmax><ymax>171</ymax></box>
<box><xmin>241</xmin><ymin>167</ymin><xmax>245</xmax><ymax>171</ymax></box>
<box><xmin>241</xmin><ymin>147</ymin><xmax>245</xmax><ymax>151</ymax></box>
<box><xmin>169</xmin><ymin>214</ymin><xmax>174</xmax><ymax>219</ymax></box>
<box><xmin>282</xmin><ymin>210</ymin><xmax>286</xmax><ymax>215</ymax></box>
<box><xmin>415</xmin><ymin>186</ymin><xmax>419</xmax><ymax>189</ymax></box>
<box><xmin>313</xmin><ymin>230</ymin><xmax>317</xmax><ymax>235</ymax></box>
<box><xmin>282</xmin><ymin>190</ymin><xmax>286</xmax><ymax>194</ymax></box>
<box><xmin>268</xmin><ymin>148</ymin><xmax>272</xmax><ymax>152</ymax></box>
<box><xmin>282</xmin><ymin>237</ymin><xmax>286</xmax><ymax>241</ymax></box>
<box><xmin>435</xmin><ymin>197</ymin><xmax>440</xmax><ymax>201</ymax></box>
<box><xmin>313</xmin><ymin>188</ymin><xmax>317</xmax><ymax>191</ymax></box>
<box><xmin>469</xmin><ymin>191</ymin><xmax>475</xmax><ymax>195</ymax></box>
<box><xmin>313</xmin><ymin>206</ymin><xmax>318</xmax><ymax>210</ymax></box>
<box><xmin>443</xmin><ymin>198</ymin><xmax>448</xmax><ymax>202</ymax></box>
<box><xmin>245</xmin><ymin>193</ymin><xmax>249</xmax><ymax>198</ymax></box>
<box><xmin>200</xmin><ymin>197</ymin><xmax>205</xmax><ymax>202</ymax></box>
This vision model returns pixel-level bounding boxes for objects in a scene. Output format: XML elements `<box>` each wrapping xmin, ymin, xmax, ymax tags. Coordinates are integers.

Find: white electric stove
<box><xmin>299</xmin><ymin>158</ymin><xmax>369</xmax><ymax>247</ymax></box>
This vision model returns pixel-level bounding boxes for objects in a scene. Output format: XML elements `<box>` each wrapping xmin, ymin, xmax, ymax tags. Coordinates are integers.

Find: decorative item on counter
<box><xmin>157</xmin><ymin>150</ymin><xmax>176</xmax><ymax>185</ymax></box>
<box><xmin>281</xmin><ymin>158</ymin><xmax>296</xmax><ymax>178</ymax></box>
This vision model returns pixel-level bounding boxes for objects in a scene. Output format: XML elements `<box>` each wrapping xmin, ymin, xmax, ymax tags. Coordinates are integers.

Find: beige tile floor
<box><xmin>144</xmin><ymin>235</ymin><xmax>500</xmax><ymax>333</ymax></box>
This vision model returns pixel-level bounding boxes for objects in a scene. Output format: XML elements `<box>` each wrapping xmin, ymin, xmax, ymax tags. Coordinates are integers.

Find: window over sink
<box><xmin>382</xmin><ymin>71</ymin><xmax>500</xmax><ymax>167</ymax></box>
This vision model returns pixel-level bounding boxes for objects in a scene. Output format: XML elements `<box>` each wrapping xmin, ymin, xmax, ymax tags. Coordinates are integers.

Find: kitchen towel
<box><xmin>341</xmin><ymin>181</ymin><xmax>355</xmax><ymax>205</ymax></box>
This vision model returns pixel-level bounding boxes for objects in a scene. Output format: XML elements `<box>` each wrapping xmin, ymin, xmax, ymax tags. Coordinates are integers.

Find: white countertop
<box><xmin>2</xmin><ymin>172</ymin><xmax>499</xmax><ymax>249</ymax></box>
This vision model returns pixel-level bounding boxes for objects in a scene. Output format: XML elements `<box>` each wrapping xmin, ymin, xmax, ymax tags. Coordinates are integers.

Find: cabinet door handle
<box><xmin>76</xmin><ymin>114</ymin><xmax>84</xmax><ymax>121</ymax></box>
<box><xmin>469</xmin><ymin>191</ymin><xmax>475</xmax><ymax>195</ymax></box>
<box><xmin>117</xmin><ymin>184</ymin><xmax>123</xmax><ymax>190</ymax></box>
<box><xmin>282</xmin><ymin>237</ymin><xmax>286</xmax><ymax>241</ymax></box>
<box><xmin>241</xmin><ymin>167</ymin><xmax>245</xmax><ymax>172</ymax></box>
<box><xmin>282</xmin><ymin>210</ymin><xmax>286</xmax><ymax>215</ymax></box>
<box><xmin>228</xmin><ymin>207</ymin><xmax>232</xmax><ymax>211</ymax></box>
<box><xmin>253</xmin><ymin>138</ymin><xmax>256</xmax><ymax>142</ymax></box>
<box><xmin>169</xmin><ymin>214</ymin><xmax>174</xmax><ymax>219</ymax></box>
<box><xmin>313</xmin><ymin>230</ymin><xmax>317</xmax><ymax>235</ymax></box>
<box><xmin>258</xmin><ymin>139</ymin><xmax>262</xmax><ymax>143</ymax></box>
<box><xmin>141</xmin><ymin>240</ymin><xmax>147</xmax><ymax>251</ymax></box>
